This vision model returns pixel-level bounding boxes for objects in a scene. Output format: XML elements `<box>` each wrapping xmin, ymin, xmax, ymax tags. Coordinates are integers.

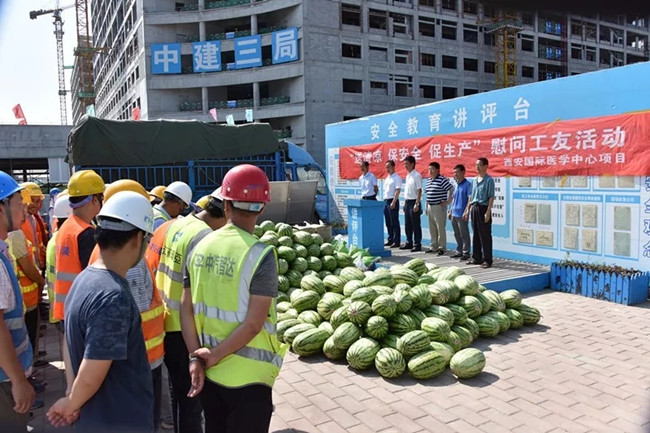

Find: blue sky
<box><xmin>0</xmin><ymin>0</ymin><xmax>76</xmax><ymax>125</ymax></box>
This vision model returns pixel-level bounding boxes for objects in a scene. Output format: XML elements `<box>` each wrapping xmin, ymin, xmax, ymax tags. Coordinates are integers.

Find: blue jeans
<box><xmin>403</xmin><ymin>199</ymin><xmax>422</xmax><ymax>246</ymax></box>
<box><xmin>383</xmin><ymin>199</ymin><xmax>400</xmax><ymax>245</ymax></box>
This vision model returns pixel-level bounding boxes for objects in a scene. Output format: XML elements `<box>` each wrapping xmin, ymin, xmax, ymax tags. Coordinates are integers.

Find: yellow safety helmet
<box><xmin>104</xmin><ymin>179</ymin><xmax>149</xmax><ymax>203</ymax></box>
<box><xmin>20</xmin><ymin>182</ymin><xmax>44</xmax><ymax>198</ymax></box>
<box><xmin>195</xmin><ymin>195</ymin><xmax>211</xmax><ymax>210</ymax></box>
<box><xmin>67</xmin><ymin>170</ymin><xmax>106</xmax><ymax>197</ymax></box>
<box><xmin>149</xmin><ymin>185</ymin><xmax>166</xmax><ymax>202</ymax></box>
<box><xmin>20</xmin><ymin>189</ymin><xmax>32</xmax><ymax>204</ymax></box>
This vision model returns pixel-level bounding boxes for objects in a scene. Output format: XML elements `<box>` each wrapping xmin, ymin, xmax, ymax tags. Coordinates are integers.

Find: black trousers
<box><xmin>24</xmin><ymin>308</ymin><xmax>39</xmax><ymax>356</ymax></box>
<box><xmin>164</xmin><ymin>332</ymin><xmax>203</xmax><ymax>433</ymax></box>
<box><xmin>362</xmin><ymin>194</ymin><xmax>377</xmax><ymax>200</ymax></box>
<box><xmin>383</xmin><ymin>199</ymin><xmax>400</xmax><ymax>245</ymax></box>
<box><xmin>403</xmin><ymin>199</ymin><xmax>422</xmax><ymax>246</ymax></box>
<box><xmin>152</xmin><ymin>365</ymin><xmax>162</xmax><ymax>433</ymax></box>
<box><xmin>470</xmin><ymin>203</ymin><xmax>493</xmax><ymax>265</ymax></box>
<box><xmin>201</xmin><ymin>380</ymin><xmax>272</xmax><ymax>433</ymax></box>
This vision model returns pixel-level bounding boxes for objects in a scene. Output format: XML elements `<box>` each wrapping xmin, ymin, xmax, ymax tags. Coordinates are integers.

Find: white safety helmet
<box><xmin>52</xmin><ymin>194</ymin><xmax>73</xmax><ymax>219</ymax></box>
<box><xmin>96</xmin><ymin>191</ymin><xmax>154</xmax><ymax>234</ymax></box>
<box><xmin>210</xmin><ymin>187</ymin><xmax>223</xmax><ymax>201</ymax></box>
<box><xmin>165</xmin><ymin>181</ymin><xmax>192</xmax><ymax>206</ymax></box>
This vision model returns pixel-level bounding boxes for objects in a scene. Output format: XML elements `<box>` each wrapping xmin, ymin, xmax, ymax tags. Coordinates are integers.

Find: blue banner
<box><xmin>193</xmin><ymin>41</ymin><xmax>221</xmax><ymax>72</ymax></box>
<box><xmin>272</xmin><ymin>27</ymin><xmax>299</xmax><ymax>64</ymax></box>
<box><xmin>151</xmin><ymin>44</ymin><xmax>181</xmax><ymax>74</ymax></box>
<box><xmin>234</xmin><ymin>35</ymin><xmax>262</xmax><ymax>69</ymax></box>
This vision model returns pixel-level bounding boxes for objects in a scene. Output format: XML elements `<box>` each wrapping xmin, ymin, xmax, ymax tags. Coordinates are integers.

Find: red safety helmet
<box><xmin>220</xmin><ymin>164</ymin><xmax>270</xmax><ymax>204</ymax></box>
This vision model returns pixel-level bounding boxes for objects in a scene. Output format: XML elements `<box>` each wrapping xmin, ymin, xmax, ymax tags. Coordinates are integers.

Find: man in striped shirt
<box><xmin>425</xmin><ymin>162</ymin><xmax>452</xmax><ymax>255</ymax></box>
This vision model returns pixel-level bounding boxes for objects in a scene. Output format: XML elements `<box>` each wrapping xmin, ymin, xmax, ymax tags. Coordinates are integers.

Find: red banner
<box><xmin>12</xmin><ymin>104</ymin><xmax>27</xmax><ymax>125</ymax></box>
<box><xmin>339</xmin><ymin>112</ymin><xmax>650</xmax><ymax>179</ymax></box>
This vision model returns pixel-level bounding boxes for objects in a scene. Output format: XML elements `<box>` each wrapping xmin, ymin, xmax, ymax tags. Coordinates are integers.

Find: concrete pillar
<box><xmin>251</xmin><ymin>14</ymin><xmax>259</xmax><ymax>109</ymax></box>
<box><xmin>198</xmin><ymin>0</ymin><xmax>205</xmax><ymax>11</ymax></box>
<box><xmin>199</xmin><ymin>21</ymin><xmax>206</xmax><ymax>41</ymax></box>
<box><xmin>251</xmin><ymin>14</ymin><xmax>258</xmax><ymax>35</ymax></box>
<box><xmin>202</xmin><ymin>87</ymin><xmax>209</xmax><ymax>114</ymax></box>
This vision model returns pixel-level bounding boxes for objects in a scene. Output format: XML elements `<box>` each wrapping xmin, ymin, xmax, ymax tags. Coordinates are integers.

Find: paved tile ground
<box><xmin>29</xmin><ymin>290</ymin><xmax>650</xmax><ymax>432</ymax></box>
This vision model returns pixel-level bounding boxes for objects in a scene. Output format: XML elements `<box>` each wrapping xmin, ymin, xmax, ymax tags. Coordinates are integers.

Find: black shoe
<box><xmin>399</xmin><ymin>244</ymin><xmax>413</xmax><ymax>250</ymax></box>
<box><xmin>33</xmin><ymin>359</ymin><xmax>49</xmax><ymax>368</ymax></box>
<box><xmin>459</xmin><ymin>255</ymin><xmax>470</xmax><ymax>261</ymax></box>
<box><xmin>384</xmin><ymin>241</ymin><xmax>392</xmax><ymax>246</ymax></box>
<box><xmin>425</xmin><ymin>249</ymin><xmax>435</xmax><ymax>253</ymax></box>
<box><xmin>390</xmin><ymin>243</ymin><xmax>401</xmax><ymax>248</ymax></box>
<box><xmin>466</xmin><ymin>259</ymin><xmax>481</xmax><ymax>265</ymax></box>
<box><xmin>450</xmin><ymin>253</ymin><xmax>462</xmax><ymax>258</ymax></box>
<box><xmin>437</xmin><ymin>250</ymin><xmax>445</xmax><ymax>256</ymax></box>
<box><xmin>411</xmin><ymin>245</ymin><xmax>422</xmax><ymax>252</ymax></box>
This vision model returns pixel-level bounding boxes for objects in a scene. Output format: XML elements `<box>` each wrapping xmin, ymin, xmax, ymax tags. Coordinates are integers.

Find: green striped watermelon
<box><xmin>259</xmin><ymin>232</ymin><xmax>279</xmax><ymax>246</ymax></box>
<box><xmin>364</xmin><ymin>316</ymin><xmax>389</xmax><ymax>340</ymax></box>
<box><xmin>478</xmin><ymin>284</ymin><xmax>487</xmax><ymax>292</ymax></box>
<box><xmin>371</xmin><ymin>295</ymin><xmax>398</xmax><ymax>318</ymax></box>
<box><xmin>334</xmin><ymin>252</ymin><xmax>354</xmax><ymax>268</ymax></box>
<box><xmin>276</xmin><ymin>223</ymin><xmax>294</xmax><ymax>238</ymax></box>
<box><xmin>407</xmin><ymin>350</ymin><xmax>447</xmax><ymax>379</ymax></box>
<box><xmin>291</xmin><ymin>257</ymin><xmax>309</xmax><ymax>273</ymax></box>
<box><xmin>277</xmin><ymin>308</ymin><xmax>298</xmax><ymax>322</ymax></box>
<box><xmin>375</xmin><ymin>348</ymin><xmax>406</xmax><ymax>378</ymax></box>
<box><xmin>298</xmin><ymin>310</ymin><xmax>322</xmax><ymax>327</ymax></box>
<box><xmin>318</xmin><ymin>321</ymin><xmax>334</xmax><ymax>336</ymax></box>
<box><xmin>380</xmin><ymin>334</ymin><xmax>400</xmax><ymax>350</ymax></box>
<box><xmin>446</xmin><ymin>329</ymin><xmax>463</xmax><ymax>352</ymax></box>
<box><xmin>417</xmin><ymin>275</ymin><xmax>436</xmax><ymax>285</ymax></box>
<box><xmin>277</xmin><ymin>292</ymin><xmax>290</xmax><ymax>304</ymax></box>
<box><xmin>288</xmin><ymin>288</ymin><xmax>304</xmax><ymax>303</ymax></box>
<box><xmin>363</xmin><ymin>272</ymin><xmax>395</xmax><ymax>288</ymax></box>
<box><xmin>475</xmin><ymin>316</ymin><xmax>500</xmax><ymax>338</ymax></box>
<box><xmin>278</xmin><ymin>258</ymin><xmax>289</xmax><ymax>275</ymax></box>
<box><xmin>323</xmin><ymin>335</ymin><xmax>346</xmax><ymax>360</ymax></box>
<box><xmin>437</xmin><ymin>266</ymin><xmax>465</xmax><ymax>281</ymax></box>
<box><xmin>404</xmin><ymin>258</ymin><xmax>428</xmax><ymax>277</ymax></box>
<box><xmin>278</xmin><ymin>275</ymin><xmax>290</xmax><ymax>292</ymax></box>
<box><xmin>332</xmin><ymin>322</ymin><xmax>361</xmax><ymax>350</ymax></box>
<box><xmin>259</xmin><ymin>220</ymin><xmax>275</xmax><ymax>233</ymax></box>
<box><xmin>339</xmin><ymin>267</ymin><xmax>366</xmax><ymax>282</ymax></box>
<box><xmin>301</xmin><ymin>275</ymin><xmax>326</xmax><ymax>295</ymax></box>
<box><xmin>450</xmin><ymin>348</ymin><xmax>486</xmax><ymax>379</ymax></box>
<box><xmin>392</xmin><ymin>268</ymin><xmax>419</xmax><ymax>286</ymax></box>
<box><xmin>428</xmin><ymin>341</ymin><xmax>455</xmax><ymax>365</ymax></box>
<box><xmin>277</xmin><ymin>301</ymin><xmax>292</xmax><ymax>313</ymax></box>
<box><xmin>320</xmin><ymin>243</ymin><xmax>335</xmax><ymax>256</ymax></box>
<box><xmin>423</xmin><ymin>305</ymin><xmax>455</xmax><ymax>327</ymax></box>
<box><xmin>455</xmin><ymin>295</ymin><xmax>483</xmax><ymax>319</ymax></box>
<box><xmin>451</xmin><ymin>325</ymin><xmax>474</xmax><ymax>348</ymax></box>
<box><xmin>346</xmin><ymin>338</ymin><xmax>380</xmax><ymax>370</ymax></box>
<box><xmin>393</xmin><ymin>283</ymin><xmax>412</xmax><ymax>292</ymax></box>
<box><xmin>292</xmin><ymin>328</ymin><xmax>330</xmax><ymax>356</ymax></box>
<box><xmin>370</xmin><ymin>285</ymin><xmax>395</xmax><ymax>296</ymax></box>
<box><xmin>474</xmin><ymin>292</ymin><xmax>492</xmax><ymax>315</ymax></box>
<box><xmin>310</xmin><ymin>233</ymin><xmax>324</xmax><ymax>246</ymax></box>
<box><xmin>318</xmin><ymin>270</ymin><xmax>333</xmax><ymax>280</ymax></box>
<box><xmin>504</xmin><ymin>308</ymin><xmax>524</xmax><ymax>329</ymax></box>
<box><xmin>483</xmin><ymin>290</ymin><xmax>506</xmax><ymax>312</ymax></box>
<box><xmin>347</xmin><ymin>301</ymin><xmax>373</xmax><ymax>325</ymax></box>
<box><xmin>323</xmin><ymin>275</ymin><xmax>346</xmax><ymax>294</ymax></box>
<box><xmin>499</xmin><ymin>289</ymin><xmax>523</xmax><ymax>309</ymax></box>
<box><xmin>317</xmin><ymin>293</ymin><xmax>344</xmax><ymax>320</ymax></box>
<box><xmin>350</xmin><ymin>287</ymin><xmax>378</xmax><ymax>305</ymax></box>
<box><xmin>420</xmin><ymin>317</ymin><xmax>451</xmax><ymax>342</ymax></box>
<box><xmin>388</xmin><ymin>314</ymin><xmax>417</xmax><ymax>336</ymax></box>
<box><xmin>409</xmin><ymin>284</ymin><xmax>433</xmax><ymax>309</ymax></box>
<box><xmin>516</xmin><ymin>303</ymin><xmax>541</xmax><ymax>325</ymax></box>
<box><xmin>307</xmin><ymin>256</ymin><xmax>322</xmax><ymax>271</ymax></box>
<box><xmin>294</xmin><ymin>244</ymin><xmax>308</xmax><ymax>258</ymax></box>
<box><xmin>397</xmin><ymin>330</ymin><xmax>431</xmax><ymax>357</ymax></box>
<box><xmin>293</xmin><ymin>231</ymin><xmax>314</xmax><ymax>246</ymax></box>
<box><xmin>392</xmin><ymin>288</ymin><xmax>413</xmax><ymax>313</ymax></box>
<box><xmin>406</xmin><ymin>308</ymin><xmax>427</xmax><ymax>328</ymax></box>
<box><xmin>463</xmin><ymin>318</ymin><xmax>480</xmax><ymax>340</ymax></box>
<box><xmin>446</xmin><ymin>304</ymin><xmax>468</xmax><ymax>325</ymax></box>
<box><xmin>343</xmin><ymin>280</ymin><xmax>364</xmax><ymax>297</ymax></box>
<box><xmin>435</xmin><ymin>280</ymin><xmax>460</xmax><ymax>302</ymax></box>
<box><xmin>278</xmin><ymin>236</ymin><xmax>294</xmax><ymax>247</ymax></box>
<box><xmin>292</xmin><ymin>290</ymin><xmax>320</xmax><ymax>313</ymax></box>
<box><xmin>454</xmin><ymin>275</ymin><xmax>480</xmax><ymax>296</ymax></box>
<box><xmin>286</xmin><ymin>270</ymin><xmax>303</xmax><ymax>287</ymax></box>
<box><xmin>329</xmin><ymin>306</ymin><xmax>350</xmax><ymax>329</ymax></box>
<box><xmin>428</xmin><ymin>282</ymin><xmax>450</xmax><ymax>305</ymax></box>
<box><xmin>284</xmin><ymin>323</ymin><xmax>316</xmax><ymax>345</ymax></box>
<box><xmin>486</xmin><ymin>311</ymin><xmax>511</xmax><ymax>333</ymax></box>
<box><xmin>321</xmin><ymin>255</ymin><xmax>337</xmax><ymax>272</ymax></box>
<box><xmin>277</xmin><ymin>319</ymin><xmax>301</xmax><ymax>342</ymax></box>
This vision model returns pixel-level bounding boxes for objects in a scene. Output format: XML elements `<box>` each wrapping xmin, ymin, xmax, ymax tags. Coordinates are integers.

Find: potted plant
<box><xmin>551</xmin><ymin>254</ymin><xmax>649</xmax><ymax>305</ymax></box>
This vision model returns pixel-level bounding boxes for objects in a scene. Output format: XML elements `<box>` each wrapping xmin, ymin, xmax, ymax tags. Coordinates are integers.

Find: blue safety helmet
<box><xmin>0</xmin><ymin>171</ymin><xmax>23</xmax><ymax>202</ymax></box>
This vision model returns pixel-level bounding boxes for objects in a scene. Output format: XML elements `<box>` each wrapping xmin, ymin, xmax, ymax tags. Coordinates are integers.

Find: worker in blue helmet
<box><xmin>0</xmin><ymin>171</ymin><xmax>36</xmax><ymax>432</ymax></box>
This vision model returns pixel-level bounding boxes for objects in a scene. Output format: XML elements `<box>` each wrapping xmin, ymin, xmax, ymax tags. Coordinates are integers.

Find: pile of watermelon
<box><xmin>255</xmin><ymin>221</ymin><xmax>542</xmax><ymax>380</ymax></box>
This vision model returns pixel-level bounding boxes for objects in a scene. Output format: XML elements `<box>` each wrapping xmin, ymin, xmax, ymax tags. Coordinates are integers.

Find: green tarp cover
<box><xmin>67</xmin><ymin>116</ymin><xmax>281</xmax><ymax>166</ymax></box>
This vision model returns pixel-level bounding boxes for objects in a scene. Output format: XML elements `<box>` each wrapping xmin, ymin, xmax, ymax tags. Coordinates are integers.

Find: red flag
<box><xmin>132</xmin><ymin>107</ymin><xmax>141</xmax><ymax>121</ymax></box>
<box><xmin>12</xmin><ymin>104</ymin><xmax>27</xmax><ymax>125</ymax></box>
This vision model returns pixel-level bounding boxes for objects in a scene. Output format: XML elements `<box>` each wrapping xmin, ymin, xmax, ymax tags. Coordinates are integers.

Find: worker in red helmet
<box><xmin>180</xmin><ymin>164</ymin><xmax>288</xmax><ymax>433</ymax></box>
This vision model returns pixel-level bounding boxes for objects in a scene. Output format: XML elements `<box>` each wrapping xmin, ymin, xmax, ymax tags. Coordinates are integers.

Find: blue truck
<box><xmin>67</xmin><ymin>116</ymin><xmax>329</xmax><ymax>222</ymax></box>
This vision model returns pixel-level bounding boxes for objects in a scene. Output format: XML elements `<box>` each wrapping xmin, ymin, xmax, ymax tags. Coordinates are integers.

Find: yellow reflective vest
<box><xmin>187</xmin><ymin>223</ymin><xmax>288</xmax><ymax>388</ymax></box>
<box><xmin>156</xmin><ymin>216</ymin><xmax>211</xmax><ymax>332</ymax></box>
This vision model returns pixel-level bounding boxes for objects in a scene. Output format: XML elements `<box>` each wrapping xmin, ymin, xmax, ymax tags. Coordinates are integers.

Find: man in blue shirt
<box><xmin>47</xmin><ymin>191</ymin><xmax>155</xmax><ymax>433</ymax></box>
<box><xmin>448</xmin><ymin>164</ymin><xmax>472</xmax><ymax>260</ymax></box>
<box><xmin>463</xmin><ymin>158</ymin><xmax>496</xmax><ymax>268</ymax></box>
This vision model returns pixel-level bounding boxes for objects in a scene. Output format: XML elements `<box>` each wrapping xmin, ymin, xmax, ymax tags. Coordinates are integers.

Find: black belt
<box><xmin>427</xmin><ymin>202</ymin><xmax>443</xmax><ymax>205</ymax></box>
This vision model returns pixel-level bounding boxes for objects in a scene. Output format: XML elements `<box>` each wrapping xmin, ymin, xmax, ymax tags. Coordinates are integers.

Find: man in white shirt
<box><xmin>359</xmin><ymin>162</ymin><xmax>378</xmax><ymax>200</ymax></box>
<box><xmin>400</xmin><ymin>156</ymin><xmax>423</xmax><ymax>252</ymax></box>
<box><xmin>382</xmin><ymin>160</ymin><xmax>402</xmax><ymax>248</ymax></box>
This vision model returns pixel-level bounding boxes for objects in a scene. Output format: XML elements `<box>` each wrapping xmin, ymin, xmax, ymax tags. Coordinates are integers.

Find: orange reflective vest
<box><xmin>34</xmin><ymin>213</ymin><xmax>49</xmax><ymax>265</ymax></box>
<box><xmin>17</xmin><ymin>238</ymin><xmax>39</xmax><ymax>310</ymax></box>
<box><xmin>53</xmin><ymin>215</ymin><xmax>93</xmax><ymax>321</ymax></box>
<box><xmin>90</xmin><ymin>246</ymin><xmax>165</xmax><ymax>365</ymax></box>
<box><xmin>144</xmin><ymin>219</ymin><xmax>174</xmax><ymax>276</ymax></box>
<box><xmin>21</xmin><ymin>216</ymin><xmax>44</xmax><ymax>270</ymax></box>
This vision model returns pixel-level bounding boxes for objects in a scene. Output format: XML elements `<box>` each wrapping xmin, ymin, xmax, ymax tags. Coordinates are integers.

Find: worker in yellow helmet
<box><xmin>53</xmin><ymin>169</ymin><xmax>105</xmax><ymax>394</ymax></box>
<box><xmin>195</xmin><ymin>195</ymin><xmax>211</xmax><ymax>211</ymax></box>
<box><xmin>149</xmin><ymin>186</ymin><xmax>166</xmax><ymax>206</ymax></box>
<box><xmin>19</xmin><ymin>182</ymin><xmax>48</xmax><ymax>273</ymax></box>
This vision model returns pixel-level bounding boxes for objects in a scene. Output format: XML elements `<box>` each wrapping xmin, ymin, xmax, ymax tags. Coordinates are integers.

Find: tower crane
<box><xmin>29</xmin><ymin>2</ymin><xmax>75</xmax><ymax>125</ymax></box>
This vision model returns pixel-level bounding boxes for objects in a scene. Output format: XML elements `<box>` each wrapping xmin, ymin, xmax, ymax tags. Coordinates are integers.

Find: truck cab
<box><xmin>283</xmin><ymin>141</ymin><xmax>329</xmax><ymax>222</ymax></box>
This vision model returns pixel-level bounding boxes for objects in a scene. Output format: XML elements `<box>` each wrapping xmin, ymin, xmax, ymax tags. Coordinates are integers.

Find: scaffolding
<box><xmin>484</xmin><ymin>11</ymin><xmax>523</xmax><ymax>88</ymax></box>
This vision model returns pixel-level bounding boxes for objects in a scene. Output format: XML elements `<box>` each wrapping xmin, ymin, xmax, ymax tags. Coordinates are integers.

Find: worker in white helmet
<box><xmin>152</xmin><ymin>182</ymin><xmax>192</xmax><ymax>231</ymax></box>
